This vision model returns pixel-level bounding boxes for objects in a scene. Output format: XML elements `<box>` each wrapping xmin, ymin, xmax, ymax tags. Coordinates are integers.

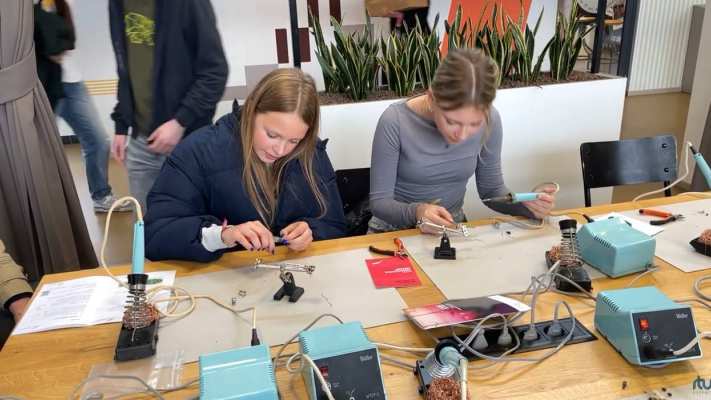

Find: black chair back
<box><xmin>580</xmin><ymin>135</ymin><xmax>677</xmax><ymax>207</ymax></box>
<box><xmin>335</xmin><ymin>168</ymin><xmax>371</xmax><ymax>236</ymax></box>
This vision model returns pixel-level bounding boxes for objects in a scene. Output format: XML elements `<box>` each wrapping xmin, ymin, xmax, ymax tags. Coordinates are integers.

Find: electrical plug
<box><xmin>523</xmin><ymin>325</ymin><xmax>538</xmax><ymax>341</ymax></box>
<box><xmin>473</xmin><ymin>329</ymin><xmax>488</xmax><ymax>350</ymax></box>
<box><xmin>497</xmin><ymin>329</ymin><xmax>513</xmax><ymax>347</ymax></box>
<box><xmin>547</xmin><ymin>321</ymin><xmax>563</xmax><ymax>337</ymax></box>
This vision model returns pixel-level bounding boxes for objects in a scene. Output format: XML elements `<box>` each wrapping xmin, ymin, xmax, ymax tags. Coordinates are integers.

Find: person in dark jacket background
<box><xmin>144</xmin><ymin>69</ymin><xmax>347</xmax><ymax>262</ymax></box>
<box><xmin>108</xmin><ymin>0</ymin><xmax>228</xmax><ymax>212</ymax></box>
<box><xmin>34</xmin><ymin>0</ymin><xmax>75</xmax><ymax>109</ymax></box>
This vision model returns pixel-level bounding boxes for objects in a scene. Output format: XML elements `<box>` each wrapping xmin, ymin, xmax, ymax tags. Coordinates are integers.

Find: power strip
<box><xmin>439</xmin><ymin>317</ymin><xmax>596</xmax><ymax>360</ymax></box>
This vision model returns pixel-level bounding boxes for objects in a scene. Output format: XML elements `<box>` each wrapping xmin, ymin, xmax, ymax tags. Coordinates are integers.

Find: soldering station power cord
<box><xmin>100</xmin><ymin>197</ymin><xmax>257</xmax><ymax>325</ymax></box>
<box><xmin>84</xmin><ymin>157</ymin><xmax>687</xmax><ymax>398</ymax></box>
<box><xmin>626</xmin><ymin>142</ymin><xmax>711</xmax><ymax>355</ymax></box>
<box><xmin>63</xmin><ymin>196</ymin><xmax>257</xmax><ymax>400</ymax></box>
<box><xmin>66</xmin><ymin>375</ymin><xmax>200</xmax><ymax>400</ymax></box>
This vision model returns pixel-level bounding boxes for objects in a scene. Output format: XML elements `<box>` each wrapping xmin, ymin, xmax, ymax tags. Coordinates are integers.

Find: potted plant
<box><xmin>310</xmin><ymin>0</ymin><xmax>627</xmax><ymax>217</ymax></box>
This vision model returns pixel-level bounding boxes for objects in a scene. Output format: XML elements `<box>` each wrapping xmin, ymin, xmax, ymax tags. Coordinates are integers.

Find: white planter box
<box><xmin>84</xmin><ymin>77</ymin><xmax>626</xmax><ymax>220</ymax></box>
<box><xmin>319</xmin><ymin>77</ymin><xmax>627</xmax><ymax>219</ymax></box>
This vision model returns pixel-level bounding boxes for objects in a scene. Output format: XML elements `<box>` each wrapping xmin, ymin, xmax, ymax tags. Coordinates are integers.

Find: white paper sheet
<box><xmin>155</xmin><ymin>249</ymin><xmax>408</xmax><ymax>363</ymax></box>
<box><xmin>401</xmin><ymin>218</ymin><xmax>604</xmax><ymax>300</ymax></box>
<box><xmin>593</xmin><ymin>212</ymin><xmax>665</xmax><ymax>236</ymax></box>
<box><xmin>614</xmin><ymin>199</ymin><xmax>711</xmax><ymax>272</ymax></box>
<box><xmin>13</xmin><ymin>271</ymin><xmax>175</xmax><ymax>335</ymax></box>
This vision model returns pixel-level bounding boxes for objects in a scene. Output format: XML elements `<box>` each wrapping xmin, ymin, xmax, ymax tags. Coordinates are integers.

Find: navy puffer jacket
<box><xmin>145</xmin><ymin>110</ymin><xmax>347</xmax><ymax>262</ymax></box>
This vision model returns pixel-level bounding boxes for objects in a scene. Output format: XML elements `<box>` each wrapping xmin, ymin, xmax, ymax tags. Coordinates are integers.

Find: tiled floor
<box><xmin>64</xmin><ymin>92</ymin><xmax>692</xmax><ymax>266</ymax></box>
<box><xmin>65</xmin><ymin>144</ymin><xmax>133</xmax><ymax>266</ymax></box>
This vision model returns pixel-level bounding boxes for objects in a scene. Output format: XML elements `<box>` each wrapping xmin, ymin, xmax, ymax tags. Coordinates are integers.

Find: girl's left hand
<box><xmin>522</xmin><ymin>187</ymin><xmax>556</xmax><ymax>219</ymax></box>
<box><xmin>281</xmin><ymin>221</ymin><xmax>313</xmax><ymax>252</ymax></box>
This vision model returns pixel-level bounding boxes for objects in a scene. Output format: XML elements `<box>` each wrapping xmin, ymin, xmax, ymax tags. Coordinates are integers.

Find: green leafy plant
<box><xmin>416</xmin><ymin>16</ymin><xmax>441</xmax><ymax>89</ymax></box>
<box><xmin>329</xmin><ymin>17</ymin><xmax>380</xmax><ymax>100</ymax></box>
<box><xmin>444</xmin><ymin>4</ymin><xmax>474</xmax><ymax>50</ymax></box>
<box><xmin>308</xmin><ymin>10</ymin><xmax>340</xmax><ymax>93</ymax></box>
<box><xmin>474</xmin><ymin>1</ymin><xmax>515</xmax><ymax>85</ymax></box>
<box><xmin>309</xmin><ymin>11</ymin><xmax>379</xmax><ymax>99</ymax></box>
<box><xmin>378</xmin><ymin>26</ymin><xmax>422</xmax><ymax>97</ymax></box>
<box><xmin>548</xmin><ymin>0</ymin><xmax>591</xmax><ymax>80</ymax></box>
<box><xmin>507</xmin><ymin>4</ymin><xmax>549</xmax><ymax>83</ymax></box>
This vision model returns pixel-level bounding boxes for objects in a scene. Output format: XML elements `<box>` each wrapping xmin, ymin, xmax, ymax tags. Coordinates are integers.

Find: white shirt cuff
<box><xmin>201</xmin><ymin>224</ymin><xmax>232</xmax><ymax>252</ymax></box>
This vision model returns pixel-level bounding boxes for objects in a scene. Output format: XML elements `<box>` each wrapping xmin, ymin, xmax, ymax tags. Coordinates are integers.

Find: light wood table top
<box><xmin>1</xmin><ymin>194</ymin><xmax>711</xmax><ymax>399</ymax></box>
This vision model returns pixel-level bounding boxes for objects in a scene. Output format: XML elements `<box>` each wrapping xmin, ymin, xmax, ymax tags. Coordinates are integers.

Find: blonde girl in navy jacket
<box><xmin>145</xmin><ymin>69</ymin><xmax>346</xmax><ymax>262</ymax></box>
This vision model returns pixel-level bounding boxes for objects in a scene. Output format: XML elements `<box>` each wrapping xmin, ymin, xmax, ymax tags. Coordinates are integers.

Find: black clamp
<box><xmin>273</xmin><ymin>271</ymin><xmax>304</xmax><ymax>303</ymax></box>
<box><xmin>434</xmin><ymin>233</ymin><xmax>456</xmax><ymax>260</ymax></box>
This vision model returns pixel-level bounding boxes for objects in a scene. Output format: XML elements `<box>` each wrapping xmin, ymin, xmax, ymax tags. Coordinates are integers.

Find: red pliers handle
<box><xmin>639</xmin><ymin>208</ymin><xmax>672</xmax><ymax>218</ymax></box>
<box><xmin>369</xmin><ymin>238</ymin><xmax>408</xmax><ymax>258</ymax></box>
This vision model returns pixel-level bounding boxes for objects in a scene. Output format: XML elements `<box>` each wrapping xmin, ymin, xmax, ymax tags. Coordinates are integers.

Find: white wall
<box><xmin>683</xmin><ymin>4</ymin><xmax>711</xmax><ymax>183</ymax></box>
<box><xmin>628</xmin><ymin>0</ymin><xmax>706</xmax><ymax>93</ymax></box>
<box><xmin>60</xmin><ymin>0</ymin><xmax>559</xmax><ymax>136</ymax></box>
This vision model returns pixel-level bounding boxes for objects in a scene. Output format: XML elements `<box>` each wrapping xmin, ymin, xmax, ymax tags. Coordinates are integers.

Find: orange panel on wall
<box><xmin>447</xmin><ymin>0</ymin><xmax>533</xmax><ymax>26</ymax></box>
<box><xmin>443</xmin><ymin>0</ymin><xmax>533</xmax><ymax>54</ymax></box>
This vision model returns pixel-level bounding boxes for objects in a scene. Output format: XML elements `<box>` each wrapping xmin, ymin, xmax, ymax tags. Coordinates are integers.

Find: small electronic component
<box><xmin>254</xmin><ymin>259</ymin><xmax>315</xmax><ymax>303</ymax></box>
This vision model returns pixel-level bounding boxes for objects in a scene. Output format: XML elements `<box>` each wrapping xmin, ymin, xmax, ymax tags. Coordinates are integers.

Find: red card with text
<box><xmin>365</xmin><ymin>256</ymin><xmax>421</xmax><ymax>288</ymax></box>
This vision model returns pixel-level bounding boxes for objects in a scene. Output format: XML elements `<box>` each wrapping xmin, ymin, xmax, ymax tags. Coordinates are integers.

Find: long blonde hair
<box><xmin>239</xmin><ymin>68</ymin><xmax>326</xmax><ymax>225</ymax></box>
<box><xmin>430</xmin><ymin>48</ymin><xmax>498</xmax><ymax>136</ymax></box>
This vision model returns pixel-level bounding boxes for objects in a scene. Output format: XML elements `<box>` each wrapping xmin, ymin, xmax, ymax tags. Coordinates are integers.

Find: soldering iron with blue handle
<box><xmin>690</xmin><ymin>143</ymin><xmax>711</xmax><ymax>189</ymax></box>
<box><xmin>131</xmin><ymin>219</ymin><xmax>144</xmax><ymax>274</ymax></box>
<box><xmin>482</xmin><ymin>192</ymin><xmax>541</xmax><ymax>204</ymax></box>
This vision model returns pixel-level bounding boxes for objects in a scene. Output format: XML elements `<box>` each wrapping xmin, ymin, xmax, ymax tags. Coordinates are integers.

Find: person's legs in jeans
<box><xmin>56</xmin><ymin>82</ymin><xmax>111</xmax><ymax>200</ymax></box>
<box><xmin>125</xmin><ymin>135</ymin><xmax>167</xmax><ymax>213</ymax></box>
<box><xmin>55</xmin><ymin>82</ymin><xmax>129</xmax><ymax>212</ymax></box>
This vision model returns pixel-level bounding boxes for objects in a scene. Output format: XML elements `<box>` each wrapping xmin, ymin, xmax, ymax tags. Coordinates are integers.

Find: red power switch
<box><xmin>639</xmin><ymin>318</ymin><xmax>649</xmax><ymax>331</ymax></box>
<box><xmin>319</xmin><ymin>365</ymin><xmax>329</xmax><ymax>379</ymax></box>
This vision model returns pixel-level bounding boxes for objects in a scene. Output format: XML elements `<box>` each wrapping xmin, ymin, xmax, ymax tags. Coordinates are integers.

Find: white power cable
<box><xmin>459</xmin><ymin>357</ymin><xmax>468</xmax><ymax>400</ymax></box>
<box><xmin>285</xmin><ymin>353</ymin><xmax>335</xmax><ymax>400</ymax></box>
<box><xmin>694</xmin><ymin>275</ymin><xmax>711</xmax><ymax>302</ymax></box>
<box><xmin>672</xmin><ymin>331</ymin><xmax>711</xmax><ymax>356</ymax></box>
<box><xmin>374</xmin><ymin>342</ymin><xmax>433</xmax><ymax>354</ymax></box>
<box><xmin>100</xmin><ymin>197</ymin><xmax>257</xmax><ymax>334</ymax></box>
<box><xmin>624</xmin><ymin>266</ymin><xmax>658</xmax><ymax>288</ymax></box>
<box><xmin>633</xmin><ymin>142</ymin><xmax>692</xmax><ymax>204</ymax></box>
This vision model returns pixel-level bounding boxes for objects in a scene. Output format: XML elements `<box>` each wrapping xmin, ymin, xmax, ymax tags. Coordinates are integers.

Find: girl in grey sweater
<box><xmin>368</xmin><ymin>48</ymin><xmax>556</xmax><ymax>233</ymax></box>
